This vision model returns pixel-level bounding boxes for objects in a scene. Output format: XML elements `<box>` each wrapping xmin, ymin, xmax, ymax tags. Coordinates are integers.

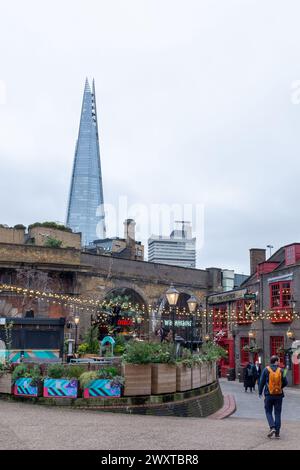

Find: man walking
<box><xmin>259</xmin><ymin>355</ymin><xmax>288</xmax><ymax>439</ymax></box>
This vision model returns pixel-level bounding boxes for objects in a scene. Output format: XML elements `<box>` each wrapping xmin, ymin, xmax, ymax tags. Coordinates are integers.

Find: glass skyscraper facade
<box><xmin>66</xmin><ymin>79</ymin><xmax>106</xmax><ymax>245</ymax></box>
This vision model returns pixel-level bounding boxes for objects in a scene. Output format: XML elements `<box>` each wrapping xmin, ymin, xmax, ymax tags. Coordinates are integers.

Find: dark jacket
<box><xmin>243</xmin><ymin>363</ymin><xmax>256</xmax><ymax>388</ymax></box>
<box><xmin>258</xmin><ymin>364</ymin><xmax>288</xmax><ymax>397</ymax></box>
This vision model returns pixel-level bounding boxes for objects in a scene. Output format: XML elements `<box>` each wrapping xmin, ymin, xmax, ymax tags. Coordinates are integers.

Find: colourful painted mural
<box><xmin>43</xmin><ymin>378</ymin><xmax>78</xmax><ymax>398</ymax></box>
<box><xmin>14</xmin><ymin>378</ymin><xmax>39</xmax><ymax>397</ymax></box>
<box><xmin>0</xmin><ymin>349</ymin><xmax>60</xmax><ymax>363</ymax></box>
<box><xmin>83</xmin><ymin>379</ymin><xmax>121</xmax><ymax>398</ymax></box>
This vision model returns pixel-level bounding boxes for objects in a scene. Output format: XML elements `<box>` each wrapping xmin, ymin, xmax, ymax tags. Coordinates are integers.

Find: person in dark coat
<box><xmin>243</xmin><ymin>362</ymin><xmax>256</xmax><ymax>392</ymax></box>
<box><xmin>253</xmin><ymin>360</ymin><xmax>262</xmax><ymax>391</ymax></box>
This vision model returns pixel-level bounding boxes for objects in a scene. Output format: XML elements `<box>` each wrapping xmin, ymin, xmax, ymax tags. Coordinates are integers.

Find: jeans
<box><xmin>264</xmin><ymin>395</ymin><xmax>283</xmax><ymax>433</ymax></box>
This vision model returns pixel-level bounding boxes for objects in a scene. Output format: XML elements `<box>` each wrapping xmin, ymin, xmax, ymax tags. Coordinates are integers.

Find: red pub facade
<box><xmin>207</xmin><ymin>245</ymin><xmax>300</xmax><ymax>386</ymax></box>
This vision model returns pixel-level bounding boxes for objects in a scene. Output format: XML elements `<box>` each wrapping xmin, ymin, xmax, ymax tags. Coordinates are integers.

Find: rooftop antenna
<box><xmin>267</xmin><ymin>244</ymin><xmax>274</xmax><ymax>258</ymax></box>
<box><xmin>175</xmin><ymin>221</ymin><xmax>190</xmax><ymax>238</ymax></box>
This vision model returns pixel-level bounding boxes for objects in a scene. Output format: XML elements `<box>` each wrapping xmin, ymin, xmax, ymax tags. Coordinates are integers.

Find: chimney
<box><xmin>250</xmin><ymin>248</ymin><xmax>266</xmax><ymax>275</ymax></box>
<box><xmin>124</xmin><ymin>219</ymin><xmax>136</xmax><ymax>243</ymax></box>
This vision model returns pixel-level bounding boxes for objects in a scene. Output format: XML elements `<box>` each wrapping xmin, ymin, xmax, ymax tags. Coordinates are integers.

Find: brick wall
<box><xmin>0</xmin><ymin>243</ymin><xmax>81</xmax><ymax>266</ymax></box>
<box><xmin>28</xmin><ymin>227</ymin><xmax>81</xmax><ymax>249</ymax></box>
<box><xmin>0</xmin><ymin>228</ymin><xmax>25</xmax><ymax>245</ymax></box>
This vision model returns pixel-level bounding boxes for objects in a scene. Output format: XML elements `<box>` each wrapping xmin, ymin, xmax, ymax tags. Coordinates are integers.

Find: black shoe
<box><xmin>275</xmin><ymin>433</ymin><xmax>280</xmax><ymax>439</ymax></box>
<box><xmin>267</xmin><ymin>428</ymin><xmax>276</xmax><ymax>438</ymax></box>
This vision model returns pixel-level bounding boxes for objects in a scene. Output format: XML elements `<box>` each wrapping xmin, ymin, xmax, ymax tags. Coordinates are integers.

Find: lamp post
<box><xmin>74</xmin><ymin>315</ymin><xmax>80</xmax><ymax>354</ymax></box>
<box><xmin>136</xmin><ymin>314</ymin><xmax>142</xmax><ymax>339</ymax></box>
<box><xmin>187</xmin><ymin>295</ymin><xmax>197</xmax><ymax>351</ymax></box>
<box><xmin>166</xmin><ymin>284</ymin><xmax>179</xmax><ymax>342</ymax></box>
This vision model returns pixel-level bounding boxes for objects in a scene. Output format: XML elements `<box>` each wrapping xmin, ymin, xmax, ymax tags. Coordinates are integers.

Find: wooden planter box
<box><xmin>207</xmin><ymin>362</ymin><xmax>214</xmax><ymax>384</ymax></box>
<box><xmin>176</xmin><ymin>364</ymin><xmax>192</xmax><ymax>392</ymax></box>
<box><xmin>43</xmin><ymin>378</ymin><xmax>78</xmax><ymax>398</ymax></box>
<box><xmin>200</xmin><ymin>362</ymin><xmax>208</xmax><ymax>386</ymax></box>
<box><xmin>0</xmin><ymin>373</ymin><xmax>12</xmax><ymax>394</ymax></box>
<box><xmin>151</xmin><ymin>364</ymin><xmax>176</xmax><ymax>395</ymax></box>
<box><xmin>191</xmin><ymin>365</ymin><xmax>201</xmax><ymax>389</ymax></box>
<box><xmin>212</xmin><ymin>362</ymin><xmax>217</xmax><ymax>381</ymax></box>
<box><xmin>122</xmin><ymin>363</ymin><xmax>151</xmax><ymax>396</ymax></box>
<box><xmin>14</xmin><ymin>378</ymin><xmax>42</xmax><ymax>397</ymax></box>
<box><xmin>83</xmin><ymin>379</ymin><xmax>121</xmax><ymax>398</ymax></box>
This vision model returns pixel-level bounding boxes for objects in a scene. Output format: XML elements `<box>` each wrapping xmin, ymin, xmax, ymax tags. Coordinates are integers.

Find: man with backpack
<box><xmin>259</xmin><ymin>355</ymin><xmax>288</xmax><ymax>439</ymax></box>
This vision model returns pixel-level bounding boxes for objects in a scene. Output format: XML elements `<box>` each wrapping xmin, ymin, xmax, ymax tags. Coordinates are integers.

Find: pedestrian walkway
<box><xmin>1</xmin><ymin>398</ymin><xmax>300</xmax><ymax>449</ymax></box>
<box><xmin>219</xmin><ymin>378</ymin><xmax>300</xmax><ymax>421</ymax></box>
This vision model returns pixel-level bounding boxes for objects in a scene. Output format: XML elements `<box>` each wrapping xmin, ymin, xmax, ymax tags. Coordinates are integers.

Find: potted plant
<box><xmin>80</xmin><ymin>366</ymin><xmax>124</xmax><ymax>398</ymax></box>
<box><xmin>0</xmin><ymin>362</ymin><xmax>13</xmax><ymax>394</ymax></box>
<box><xmin>151</xmin><ymin>343</ymin><xmax>177</xmax><ymax>395</ymax></box>
<box><xmin>43</xmin><ymin>364</ymin><xmax>84</xmax><ymax>398</ymax></box>
<box><xmin>12</xmin><ymin>364</ymin><xmax>43</xmax><ymax>397</ymax></box>
<box><xmin>77</xmin><ymin>326</ymin><xmax>100</xmax><ymax>358</ymax></box>
<box><xmin>176</xmin><ymin>349</ymin><xmax>193</xmax><ymax>392</ymax></box>
<box><xmin>122</xmin><ymin>341</ymin><xmax>153</xmax><ymax>396</ymax></box>
<box><xmin>200</xmin><ymin>341</ymin><xmax>227</xmax><ymax>385</ymax></box>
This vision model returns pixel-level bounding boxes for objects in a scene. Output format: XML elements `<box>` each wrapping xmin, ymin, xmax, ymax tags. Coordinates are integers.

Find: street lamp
<box><xmin>74</xmin><ymin>315</ymin><xmax>80</xmax><ymax>354</ymax></box>
<box><xmin>187</xmin><ymin>295</ymin><xmax>197</xmax><ymax>351</ymax></box>
<box><xmin>248</xmin><ymin>329</ymin><xmax>256</xmax><ymax>339</ymax></box>
<box><xmin>286</xmin><ymin>327</ymin><xmax>295</xmax><ymax>340</ymax></box>
<box><xmin>166</xmin><ymin>284</ymin><xmax>179</xmax><ymax>342</ymax></box>
<box><xmin>136</xmin><ymin>314</ymin><xmax>142</xmax><ymax>338</ymax></box>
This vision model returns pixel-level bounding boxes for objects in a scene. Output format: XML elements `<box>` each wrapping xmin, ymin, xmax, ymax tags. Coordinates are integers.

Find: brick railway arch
<box><xmin>103</xmin><ymin>286</ymin><xmax>149</xmax><ymax>313</ymax></box>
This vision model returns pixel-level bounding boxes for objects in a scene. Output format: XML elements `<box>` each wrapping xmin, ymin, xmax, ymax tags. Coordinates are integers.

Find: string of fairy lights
<box><xmin>0</xmin><ymin>283</ymin><xmax>299</xmax><ymax>326</ymax></box>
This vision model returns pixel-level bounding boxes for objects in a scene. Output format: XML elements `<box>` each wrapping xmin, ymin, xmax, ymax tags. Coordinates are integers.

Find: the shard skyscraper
<box><xmin>66</xmin><ymin>79</ymin><xmax>106</xmax><ymax>245</ymax></box>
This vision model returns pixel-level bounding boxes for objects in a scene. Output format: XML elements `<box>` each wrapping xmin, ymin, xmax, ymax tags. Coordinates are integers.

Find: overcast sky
<box><xmin>1</xmin><ymin>0</ymin><xmax>300</xmax><ymax>273</ymax></box>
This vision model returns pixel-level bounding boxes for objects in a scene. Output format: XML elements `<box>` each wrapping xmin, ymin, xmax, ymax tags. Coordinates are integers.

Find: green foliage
<box><xmin>79</xmin><ymin>367</ymin><xmax>124</xmax><ymax>389</ymax></box>
<box><xmin>77</xmin><ymin>343</ymin><xmax>89</xmax><ymax>355</ymax></box>
<box><xmin>28</xmin><ymin>222</ymin><xmax>72</xmax><ymax>232</ymax></box>
<box><xmin>47</xmin><ymin>363</ymin><xmax>84</xmax><ymax>379</ymax></box>
<box><xmin>98</xmin><ymin>366</ymin><xmax>118</xmax><ymax>379</ymax></box>
<box><xmin>201</xmin><ymin>341</ymin><xmax>228</xmax><ymax>362</ymax></box>
<box><xmin>114</xmin><ymin>334</ymin><xmax>126</xmax><ymax>356</ymax></box>
<box><xmin>178</xmin><ymin>348</ymin><xmax>194</xmax><ymax>368</ymax></box>
<box><xmin>12</xmin><ymin>364</ymin><xmax>42</xmax><ymax>386</ymax></box>
<box><xmin>79</xmin><ymin>371</ymin><xmax>98</xmax><ymax>389</ymax></box>
<box><xmin>123</xmin><ymin>341</ymin><xmax>177</xmax><ymax>365</ymax></box>
<box><xmin>80</xmin><ymin>326</ymin><xmax>99</xmax><ymax>355</ymax></box>
<box><xmin>0</xmin><ymin>361</ymin><xmax>12</xmax><ymax>377</ymax></box>
<box><xmin>13</xmin><ymin>224</ymin><xmax>26</xmax><ymax>230</ymax></box>
<box><xmin>46</xmin><ymin>363</ymin><xmax>65</xmax><ymax>379</ymax></box>
<box><xmin>150</xmin><ymin>343</ymin><xmax>177</xmax><ymax>364</ymax></box>
<box><xmin>122</xmin><ymin>340</ymin><xmax>155</xmax><ymax>364</ymax></box>
<box><xmin>64</xmin><ymin>365</ymin><xmax>85</xmax><ymax>379</ymax></box>
<box><xmin>44</xmin><ymin>237</ymin><xmax>63</xmax><ymax>248</ymax></box>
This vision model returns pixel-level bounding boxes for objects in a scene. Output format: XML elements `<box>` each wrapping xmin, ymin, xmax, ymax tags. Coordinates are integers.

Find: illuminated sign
<box><xmin>117</xmin><ymin>319</ymin><xmax>133</xmax><ymax>326</ymax></box>
<box><xmin>164</xmin><ymin>320</ymin><xmax>192</xmax><ymax>327</ymax></box>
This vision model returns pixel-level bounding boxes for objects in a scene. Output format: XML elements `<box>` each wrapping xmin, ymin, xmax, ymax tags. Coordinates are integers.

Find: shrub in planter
<box><xmin>151</xmin><ymin>343</ymin><xmax>177</xmax><ymax>395</ymax></box>
<box><xmin>0</xmin><ymin>362</ymin><xmax>13</xmax><ymax>394</ymax></box>
<box><xmin>43</xmin><ymin>364</ymin><xmax>84</xmax><ymax>398</ymax></box>
<box><xmin>80</xmin><ymin>367</ymin><xmax>124</xmax><ymax>398</ymax></box>
<box><xmin>122</xmin><ymin>341</ymin><xmax>153</xmax><ymax>396</ymax></box>
<box><xmin>12</xmin><ymin>364</ymin><xmax>43</xmax><ymax>397</ymax></box>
